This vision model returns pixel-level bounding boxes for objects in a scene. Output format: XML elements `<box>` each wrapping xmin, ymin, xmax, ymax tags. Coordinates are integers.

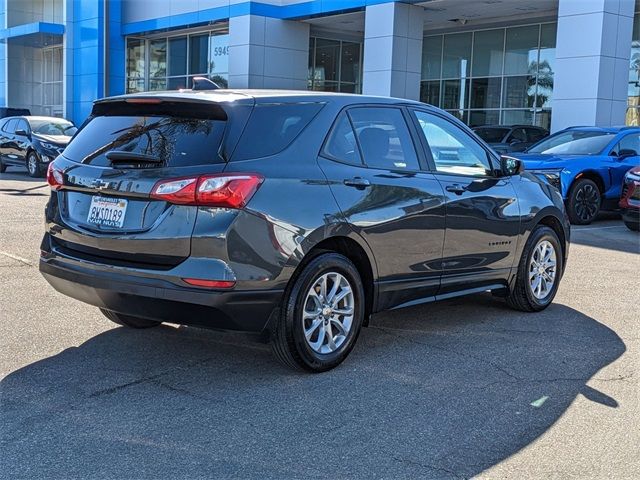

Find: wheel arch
<box><xmin>293</xmin><ymin>232</ymin><xmax>378</xmax><ymax>325</ymax></box>
<box><xmin>535</xmin><ymin>213</ymin><xmax>568</xmax><ymax>271</ymax></box>
<box><xmin>569</xmin><ymin>170</ymin><xmax>606</xmax><ymax>195</ymax></box>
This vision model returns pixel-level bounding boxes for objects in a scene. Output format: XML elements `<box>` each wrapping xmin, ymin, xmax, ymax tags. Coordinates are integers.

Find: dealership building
<box><xmin>1</xmin><ymin>0</ymin><xmax>640</xmax><ymax>132</ymax></box>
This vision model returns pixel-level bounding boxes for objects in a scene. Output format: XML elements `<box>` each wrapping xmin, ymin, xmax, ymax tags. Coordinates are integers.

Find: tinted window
<box><xmin>322</xmin><ymin>111</ymin><xmax>362</xmax><ymax>165</ymax></box>
<box><xmin>15</xmin><ymin>119</ymin><xmax>29</xmax><ymax>134</ymax></box>
<box><xmin>474</xmin><ymin>127</ymin><xmax>509</xmax><ymax>143</ymax></box>
<box><xmin>348</xmin><ymin>107</ymin><xmax>419</xmax><ymax>170</ymax></box>
<box><xmin>526</xmin><ymin>128</ymin><xmax>546</xmax><ymax>143</ymax></box>
<box><xmin>614</xmin><ymin>133</ymin><xmax>640</xmax><ymax>155</ymax></box>
<box><xmin>413</xmin><ymin>110</ymin><xmax>493</xmax><ymax>176</ymax></box>
<box><xmin>508</xmin><ymin>128</ymin><xmax>527</xmax><ymax>143</ymax></box>
<box><xmin>2</xmin><ymin>119</ymin><xmax>17</xmax><ymax>134</ymax></box>
<box><xmin>528</xmin><ymin>130</ymin><xmax>615</xmax><ymax>155</ymax></box>
<box><xmin>233</xmin><ymin>103</ymin><xmax>324</xmax><ymax>161</ymax></box>
<box><xmin>63</xmin><ymin>115</ymin><xmax>226</xmax><ymax>167</ymax></box>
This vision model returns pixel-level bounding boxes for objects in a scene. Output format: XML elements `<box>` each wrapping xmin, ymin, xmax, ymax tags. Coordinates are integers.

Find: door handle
<box><xmin>445</xmin><ymin>184</ymin><xmax>467</xmax><ymax>195</ymax></box>
<box><xmin>343</xmin><ymin>177</ymin><xmax>371</xmax><ymax>189</ymax></box>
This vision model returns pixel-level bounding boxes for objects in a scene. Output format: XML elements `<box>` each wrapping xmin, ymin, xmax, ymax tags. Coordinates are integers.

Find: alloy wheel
<box><xmin>302</xmin><ymin>272</ymin><xmax>355</xmax><ymax>354</ymax></box>
<box><xmin>574</xmin><ymin>184</ymin><xmax>599</xmax><ymax>222</ymax></box>
<box><xmin>528</xmin><ymin>240</ymin><xmax>557</xmax><ymax>300</ymax></box>
<box><xmin>27</xmin><ymin>154</ymin><xmax>38</xmax><ymax>176</ymax></box>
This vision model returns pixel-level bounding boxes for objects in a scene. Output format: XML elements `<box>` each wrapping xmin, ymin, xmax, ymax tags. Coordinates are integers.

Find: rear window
<box><xmin>63</xmin><ymin>103</ymin><xmax>227</xmax><ymax>167</ymax></box>
<box><xmin>474</xmin><ymin>127</ymin><xmax>509</xmax><ymax>143</ymax></box>
<box><xmin>232</xmin><ymin>103</ymin><xmax>324</xmax><ymax>161</ymax></box>
<box><xmin>64</xmin><ymin>116</ymin><xmax>226</xmax><ymax>167</ymax></box>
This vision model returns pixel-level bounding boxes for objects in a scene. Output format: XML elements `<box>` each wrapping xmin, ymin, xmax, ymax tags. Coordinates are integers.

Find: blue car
<box><xmin>515</xmin><ymin>126</ymin><xmax>640</xmax><ymax>224</ymax></box>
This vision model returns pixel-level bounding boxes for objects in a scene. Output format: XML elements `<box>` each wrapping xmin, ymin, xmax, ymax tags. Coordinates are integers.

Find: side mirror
<box><xmin>500</xmin><ymin>155</ymin><xmax>524</xmax><ymax>176</ymax></box>
<box><xmin>618</xmin><ymin>148</ymin><xmax>637</xmax><ymax>159</ymax></box>
<box><xmin>14</xmin><ymin>129</ymin><xmax>29</xmax><ymax>137</ymax></box>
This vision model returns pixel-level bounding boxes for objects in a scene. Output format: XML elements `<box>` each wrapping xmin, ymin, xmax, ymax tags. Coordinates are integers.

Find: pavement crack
<box><xmin>0</xmin><ymin>251</ymin><xmax>34</xmax><ymax>267</ymax></box>
<box><xmin>88</xmin><ymin>356</ymin><xmax>215</xmax><ymax>398</ymax></box>
<box><xmin>370</xmin><ymin>326</ymin><xmax>521</xmax><ymax>381</ymax></box>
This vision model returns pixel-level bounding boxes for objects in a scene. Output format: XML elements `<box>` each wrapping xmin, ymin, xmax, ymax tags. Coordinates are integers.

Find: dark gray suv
<box><xmin>40</xmin><ymin>90</ymin><xmax>570</xmax><ymax>372</ymax></box>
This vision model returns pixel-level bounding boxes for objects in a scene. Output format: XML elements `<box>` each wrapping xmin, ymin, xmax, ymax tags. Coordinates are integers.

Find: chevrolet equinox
<box><xmin>40</xmin><ymin>90</ymin><xmax>570</xmax><ymax>372</ymax></box>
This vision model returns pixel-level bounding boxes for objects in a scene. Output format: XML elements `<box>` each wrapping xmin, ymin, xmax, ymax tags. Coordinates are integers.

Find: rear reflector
<box><xmin>151</xmin><ymin>173</ymin><xmax>263</xmax><ymax>208</ymax></box>
<box><xmin>182</xmin><ymin>278</ymin><xmax>236</xmax><ymax>289</ymax></box>
<box><xmin>47</xmin><ymin>161</ymin><xmax>64</xmax><ymax>190</ymax></box>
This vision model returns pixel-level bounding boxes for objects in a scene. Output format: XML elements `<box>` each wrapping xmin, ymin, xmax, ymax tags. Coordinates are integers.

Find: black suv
<box><xmin>40</xmin><ymin>91</ymin><xmax>570</xmax><ymax>372</ymax></box>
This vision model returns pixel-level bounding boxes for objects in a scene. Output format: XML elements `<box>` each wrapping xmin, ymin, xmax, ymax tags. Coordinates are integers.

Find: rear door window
<box><xmin>2</xmin><ymin>119</ymin><xmax>17</xmax><ymax>134</ymax></box>
<box><xmin>232</xmin><ymin>103</ymin><xmax>324</xmax><ymax>161</ymax></box>
<box><xmin>348</xmin><ymin>107</ymin><xmax>420</xmax><ymax>171</ymax></box>
<box><xmin>63</xmin><ymin>114</ymin><xmax>227</xmax><ymax>167</ymax></box>
<box><xmin>322</xmin><ymin>111</ymin><xmax>362</xmax><ymax>165</ymax></box>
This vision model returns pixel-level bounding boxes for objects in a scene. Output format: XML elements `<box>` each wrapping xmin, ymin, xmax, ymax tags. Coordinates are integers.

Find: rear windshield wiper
<box><xmin>106</xmin><ymin>151</ymin><xmax>162</xmax><ymax>164</ymax></box>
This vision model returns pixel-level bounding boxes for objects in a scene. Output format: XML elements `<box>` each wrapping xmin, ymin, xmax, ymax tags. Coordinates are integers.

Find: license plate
<box><xmin>87</xmin><ymin>196</ymin><xmax>128</xmax><ymax>228</ymax></box>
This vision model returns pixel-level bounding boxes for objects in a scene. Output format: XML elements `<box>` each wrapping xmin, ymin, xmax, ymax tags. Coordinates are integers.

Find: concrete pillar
<box><xmin>551</xmin><ymin>0</ymin><xmax>634</xmax><ymax>132</ymax></box>
<box><xmin>362</xmin><ymin>2</ymin><xmax>424</xmax><ymax>100</ymax></box>
<box><xmin>228</xmin><ymin>15</ymin><xmax>309</xmax><ymax>90</ymax></box>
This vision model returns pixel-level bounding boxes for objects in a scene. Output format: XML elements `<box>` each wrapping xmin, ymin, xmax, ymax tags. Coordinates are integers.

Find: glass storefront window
<box><xmin>149</xmin><ymin>39</ymin><xmax>166</xmax><ymax>90</ymax></box>
<box><xmin>126</xmin><ymin>38</ymin><xmax>145</xmax><ymax>78</ymax></box>
<box><xmin>422</xmin><ymin>35</ymin><xmax>443</xmax><ymax>80</ymax></box>
<box><xmin>442</xmin><ymin>32</ymin><xmax>472</xmax><ymax>79</ymax></box>
<box><xmin>209</xmin><ymin>34</ymin><xmax>229</xmax><ymax>87</ymax></box>
<box><xmin>126</xmin><ymin>27</ymin><xmax>229</xmax><ymax>93</ymax></box>
<box><xmin>470</xmin><ymin>77</ymin><xmax>501</xmax><ymax>109</ymax></box>
<box><xmin>420</xmin><ymin>80</ymin><xmax>440</xmax><ymax>106</ymax></box>
<box><xmin>469</xmin><ymin>110</ymin><xmax>500</xmax><ymax>127</ymax></box>
<box><xmin>442</xmin><ymin>79</ymin><xmax>469</xmax><ymax>110</ymax></box>
<box><xmin>505</xmin><ymin>25</ymin><xmax>540</xmax><ymax>76</ymax></box>
<box><xmin>503</xmin><ymin>76</ymin><xmax>536</xmax><ymax>109</ymax></box>
<box><xmin>308</xmin><ymin>37</ymin><xmax>362</xmax><ymax>93</ymax></box>
<box><xmin>421</xmin><ymin>22</ymin><xmax>556</xmax><ymax>130</ymax></box>
<box><xmin>627</xmin><ymin>14</ymin><xmax>640</xmax><ymax>125</ymax></box>
<box><xmin>190</xmin><ymin>34</ymin><xmax>209</xmax><ymax>75</ymax></box>
<box><xmin>472</xmin><ymin>29</ymin><xmax>504</xmax><ymax>77</ymax></box>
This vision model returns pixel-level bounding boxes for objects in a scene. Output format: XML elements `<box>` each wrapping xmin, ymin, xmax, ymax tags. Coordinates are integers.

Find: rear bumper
<box><xmin>39</xmin><ymin>240</ymin><xmax>284</xmax><ymax>334</ymax></box>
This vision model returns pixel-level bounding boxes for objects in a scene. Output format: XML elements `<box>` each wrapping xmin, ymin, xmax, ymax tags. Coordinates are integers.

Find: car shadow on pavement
<box><xmin>0</xmin><ymin>295</ymin><xmax>625</xmax><ymax>479</ymax></box>
<box><xmin>0</xmin><ymin>170</ymin><xmax>48</xmax><ymax>196</ymax></box>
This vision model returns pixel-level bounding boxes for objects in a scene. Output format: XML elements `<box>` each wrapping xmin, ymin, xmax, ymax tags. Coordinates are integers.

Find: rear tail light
<box><xmin>151</xmin><ymin>173</ymin><xmax>263</xmax><ymax>208</ymax></box>
<box><xmin>47</xmin><ymin>161</ymin><xmax>64</xmax><ymax>190</ymax></box>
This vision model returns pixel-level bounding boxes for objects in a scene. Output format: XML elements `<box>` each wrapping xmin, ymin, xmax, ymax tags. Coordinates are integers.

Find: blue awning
<box><xmin>0</xmin><ymin>22</ymin><xmax>65</xmax><ymax>47</ymax></box>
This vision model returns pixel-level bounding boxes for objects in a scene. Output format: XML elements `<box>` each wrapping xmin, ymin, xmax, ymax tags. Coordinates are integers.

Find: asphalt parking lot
<box><xmin>1</xmin><ymin>168</ymin><xmax>638</xmax><ymax>479</ymax></box>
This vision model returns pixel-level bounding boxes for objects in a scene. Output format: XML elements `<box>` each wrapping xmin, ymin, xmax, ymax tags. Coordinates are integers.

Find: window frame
<box><xmin>2</xmin><ymin>119</ymin><xmax>17</xmax><ymax>134</ymax></box>
<box><xmin>610</xmin><ymin>132</ymin><xmax>640</xmax><ymax>156</ymax></box>
<box><xmin>319</xmin><ymin>109</ymin><xmax>364</xmax><ymax>166</ymax></box>
<box><xmin>346</xmin><ymin>105</ymin><xmax>428</xmax><ymax>173</ymax></box>
<box><xmin>16</xmin><ymin>119</ymin><xmax>31</xmax><ymax>134</ymax></box>
<box><xmin>408</xmin><ymin>107</ymin><xmax>500</xmax><ymax>178</ymax></box>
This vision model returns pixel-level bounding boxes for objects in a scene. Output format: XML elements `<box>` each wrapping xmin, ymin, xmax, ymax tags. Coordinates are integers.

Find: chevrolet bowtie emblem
<box><xmin>90</xmin><ymin>179</ymin><xmax>112</xmax><ymax>190</ymax></box>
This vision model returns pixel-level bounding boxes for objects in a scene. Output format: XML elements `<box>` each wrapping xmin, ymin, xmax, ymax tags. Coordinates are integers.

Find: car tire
<box><xmin>567</xmin><ymin>178</ymin><xmax>601</xmax><ymax>225</ymax></box>
<box><xmin>506</xmin><ymin>225</ymin><xmax>563</xmax><ymax>312</ymax></box>
<box><xmin>99</xmin><ymin>308</ymin><xmax>161</xmax><ymax>328</ymax></box>
<box><xmin>271</xmin><ymin>252</ymin><xmax>365</xmax><ymax>372</ymax></box>
<box><xmin>624</xmin><ymin>219</ymin><xmax>640</xmax><ymax>231</ymax></box>
<box><xmin>26</xmin><ymin>151</ymin><xmax>42</xmax><ymax>178</ymax></box>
